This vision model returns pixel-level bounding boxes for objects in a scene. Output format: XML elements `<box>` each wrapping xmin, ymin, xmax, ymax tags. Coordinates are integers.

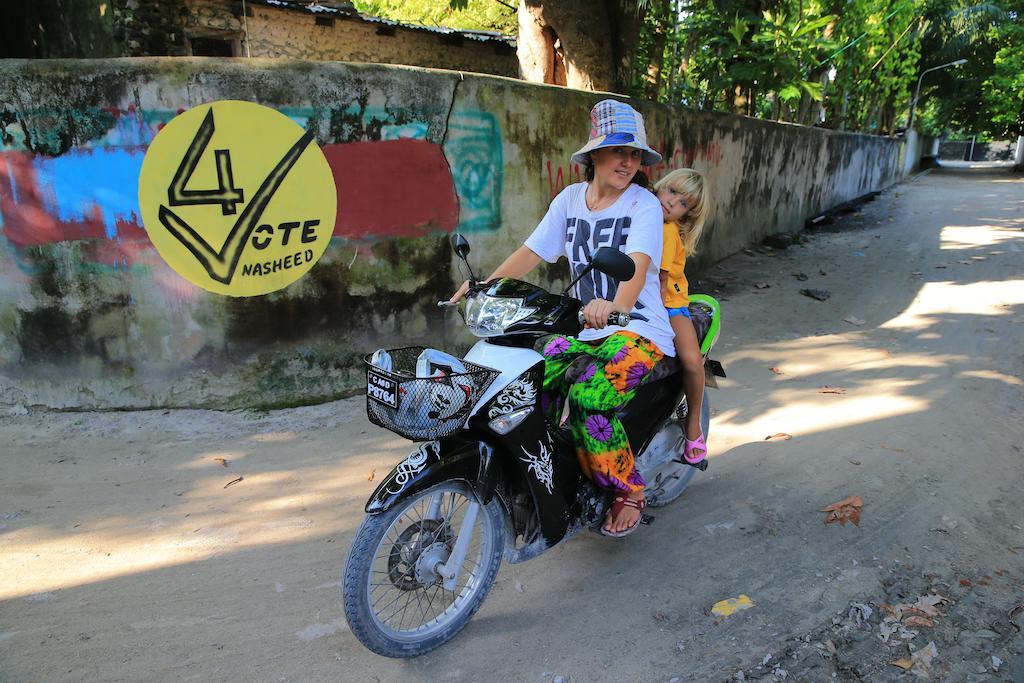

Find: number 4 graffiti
<box><xmin>157</xmin><ymin>107</ymin><xmax>315</xmax><ymax>285</ymax></box>
<box><xmin>166</xmin><ymin>109</ymin><xmax>245</xmax><ymax>216</ymax></box>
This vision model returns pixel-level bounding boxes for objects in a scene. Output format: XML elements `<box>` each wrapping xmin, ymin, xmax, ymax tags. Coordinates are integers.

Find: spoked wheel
<box><xmin>643</xmin><ymin>397</ymin><xmax>710</xmax><ymax>508</ymax></box>
<box><xmin>342</xmin><ymin>481</ymin><xmax>505</xmax><ymax>658</ymax></box>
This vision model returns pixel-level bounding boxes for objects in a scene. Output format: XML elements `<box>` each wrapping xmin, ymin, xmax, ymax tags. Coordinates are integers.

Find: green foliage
<box><xmin>357</xmin><ymin>0</ymin><xmax>1021</xmax><ymax>137</ymax></box>
<box><xmin>620</xmin><ymin>0</ymin><xmax>1017</xmax><ymax>136</ymax></box>
<box><xmin>983</xmin><ymin>18</ymin><xmax>1024</xmax><ymax>137</ymax></box>
<box><xmin>647</xmin><ymin>0</ymin><xmax>839</xmax><ymax>121</ymax></box>
<box><xmin>914</xmin><ymin>0</ymin><xmax>1021</xmax><ymax>138</ymax></box>
<box><xmin>351</xmin><ymin>0</ymin><xmax>517</xmax><ymax>34</ymax></box>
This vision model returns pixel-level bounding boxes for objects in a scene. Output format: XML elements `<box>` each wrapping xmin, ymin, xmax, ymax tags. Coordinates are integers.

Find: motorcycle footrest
<box><xmin>673</xmin><ymin>457</ymin><xmax>709</xmax><ymax>471</ymax></box>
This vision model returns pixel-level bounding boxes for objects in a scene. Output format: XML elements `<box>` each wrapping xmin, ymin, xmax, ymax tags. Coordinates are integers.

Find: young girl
<box><xmin>654</xmin><ymin>168</ymin><xmax>709</xmax><ymax>464</ymax></box>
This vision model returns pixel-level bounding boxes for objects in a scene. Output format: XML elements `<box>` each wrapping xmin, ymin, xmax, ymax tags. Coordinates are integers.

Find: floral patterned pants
<box><xmin>540</xmin><ymin>331</ymin><xmax>664</xmax><ymax>494</ymax></box>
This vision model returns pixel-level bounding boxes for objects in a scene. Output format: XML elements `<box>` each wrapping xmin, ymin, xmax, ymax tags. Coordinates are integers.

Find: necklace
<box><xmin>586</xmin><ymin>186</ymin><xmax>620</xmax><ymax>212</ymax></box>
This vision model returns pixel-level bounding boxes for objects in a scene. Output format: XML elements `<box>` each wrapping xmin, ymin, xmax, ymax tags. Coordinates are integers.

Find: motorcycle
<box><xmin>342</xmin><ymin>233</ymin><xmax>725</xmax><ymax>658</ymax></box>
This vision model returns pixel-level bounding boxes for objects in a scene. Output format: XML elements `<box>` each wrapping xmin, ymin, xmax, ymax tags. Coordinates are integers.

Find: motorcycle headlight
<box><xmin>463</xmin><ymin>293</ymin><xmax>536</xmax><ymax>337</ymax></box>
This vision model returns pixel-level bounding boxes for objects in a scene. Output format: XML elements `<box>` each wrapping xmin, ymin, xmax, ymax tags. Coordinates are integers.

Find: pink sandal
<box><xmin>683</xmin><ymin>433</ymin><xmax>708</xmax><ymax>464</ymax></box>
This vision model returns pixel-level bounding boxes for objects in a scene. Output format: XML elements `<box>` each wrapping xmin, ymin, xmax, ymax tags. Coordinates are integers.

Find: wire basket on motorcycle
<box><xmin>364</xmin><ymin>347</ymin><xmax>500</xmax><ymax>441</ymax></box>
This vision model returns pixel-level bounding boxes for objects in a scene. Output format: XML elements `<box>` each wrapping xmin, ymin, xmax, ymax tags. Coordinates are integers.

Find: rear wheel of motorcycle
<box><xmin>342</xmin><ymin>480</ymin><xmax>505</xmax><ymax>658</ymax></box>
<box><xmin>645</xmin><ymin>396</ymin><xmax>711</xmax><ymax>508</ymax></box>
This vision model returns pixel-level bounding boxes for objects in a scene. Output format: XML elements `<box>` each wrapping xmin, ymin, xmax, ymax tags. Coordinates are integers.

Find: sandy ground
<box><xmin>2</xmin><ymin>163</ymin><xmax>1023</xmax><ymax>682</ymax></box>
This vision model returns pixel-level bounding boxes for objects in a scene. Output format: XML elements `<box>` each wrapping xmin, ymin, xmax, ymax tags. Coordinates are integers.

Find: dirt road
<box><xmin>2</xmin><ymin>164</ymin><xmax>1023</xmax><ymax>682</ymax></box>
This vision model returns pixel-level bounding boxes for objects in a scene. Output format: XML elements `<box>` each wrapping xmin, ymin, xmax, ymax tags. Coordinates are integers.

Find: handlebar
<box><xmin>578</xmin><ymin>310</ymin><xmax>631</xmax><ymax>327</ymax></box>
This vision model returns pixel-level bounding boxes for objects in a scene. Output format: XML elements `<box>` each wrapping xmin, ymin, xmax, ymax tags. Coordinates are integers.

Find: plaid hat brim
<box><xmin>571</xmin><ymin>132</ymin><xmax>663</xmax><ymax>167</ymax></box>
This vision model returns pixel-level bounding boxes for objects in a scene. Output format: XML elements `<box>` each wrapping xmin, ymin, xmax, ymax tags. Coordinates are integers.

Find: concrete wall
<box><xmin>0</xmin><ymin>59</ymin><xmax>908</xmax><ymax>410</ymax></box>
<box><xmin>938</xmin><ymin>139</ymin><xmax>1017</xmax><ymax>162</ymax></box>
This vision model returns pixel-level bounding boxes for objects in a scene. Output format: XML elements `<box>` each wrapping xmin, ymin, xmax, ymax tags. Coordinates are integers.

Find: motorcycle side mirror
<box><xmin>450</xmin><ymin>233</ymin><xmax>477</xmax><ymax>284</ymax></box>
<box><xmin>590</xmin><ymin>247</ymin><xmax>635</xmax><ymax>282</ymax></box>
<box><xmin>561</xmin><ymin>248</ymin><xmax>636</xmax><ymax>299</ymax></box>
<box><xmin>451</xmin><ymin>233</ymin><xmax>471</xmax><ymax>259</ymax></box>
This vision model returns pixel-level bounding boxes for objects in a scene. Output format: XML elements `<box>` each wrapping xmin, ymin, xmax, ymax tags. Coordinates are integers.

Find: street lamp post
<box><xmin>906</xmin><ymin>59</ymin><xmax>967</xmax><ymax>132</ymax></box>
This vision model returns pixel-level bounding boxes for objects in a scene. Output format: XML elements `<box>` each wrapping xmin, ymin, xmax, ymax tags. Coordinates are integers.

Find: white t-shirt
<box><xmin>524</xmin><ymin>182</ymin><xmax>676</xmax><ymax>356</ymax></box>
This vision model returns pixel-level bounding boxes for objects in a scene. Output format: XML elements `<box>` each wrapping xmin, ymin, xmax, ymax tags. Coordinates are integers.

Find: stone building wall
<box><xmin>183</xmin><ymin>0</ymin><xmax>519</xmax><ymax>77</ymax></box>
<box><xmin>2</xmin><ymin>0</ymin><xmax>518</xmax><ymax>78</ymax></box>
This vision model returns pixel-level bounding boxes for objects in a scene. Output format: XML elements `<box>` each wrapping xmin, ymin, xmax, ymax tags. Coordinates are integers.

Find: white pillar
<box><xmin>930</xmin><ymin>137</ymin><xmax>940</xmax><ymax>156</ymax></box>
<box><xmin>1016</xmin><ymin>136</ymin><xmax>1024</xmax><ymax>166</ymax></box>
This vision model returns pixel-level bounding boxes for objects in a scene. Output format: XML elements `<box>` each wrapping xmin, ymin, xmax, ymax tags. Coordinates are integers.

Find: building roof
<box><xmin>257</xmin><ymin>0</ymin><xmax>516</xmax><ymax>46</ymax></box>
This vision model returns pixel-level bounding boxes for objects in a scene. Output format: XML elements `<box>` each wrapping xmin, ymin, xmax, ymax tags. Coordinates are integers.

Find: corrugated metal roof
<box><xmin>256</xmin><ymin>0</ymin><xmax>516</xmax><ymax>45</ymax></box>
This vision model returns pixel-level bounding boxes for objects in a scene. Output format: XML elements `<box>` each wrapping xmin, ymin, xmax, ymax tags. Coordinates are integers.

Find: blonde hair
<box><xmin>654</xmin><ymin>168</ymin><xmax>708</xmax><ymax>256</ymax></box>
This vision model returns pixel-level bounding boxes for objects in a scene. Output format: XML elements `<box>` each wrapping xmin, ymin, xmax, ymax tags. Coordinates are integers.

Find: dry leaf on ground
<box><xmin>214</xmin><ymin>457</ymin><xmax>229</xmax><ymax>467</ymax></box>
<box><xmin>765</xmin><ymin>433</ymin><xmax>793</xmax><ymax>442</ymax></box>
<box><xmin>367</xmin><ymin>469</ymin><xmax>375</xmax><ymax>482</ymax></box>
<box><xmin>711</xmin><ymin>594</ymin><xmax>755</xmax><ymax>617</ymax></box>
<box><xmin>819</xmin><ymin>386</ymin><xmax>847</xmax><ymax>394</ymax></box>
<box><xmin>223</xmin><ymin>476</ymin><xmax>244</xmax><ymax>489</ymax></box>
<box><xmin>911</xmin><ymin>594</ymin><xmax>949</xmax><ymax>617</ymax></box>
<box><xmin>820</xmin><ymin>495</ymin><xmax>863</xmax><ymax>526</ymax></box>
<box><xmin>769</xmin><ymin>367</ymin><xmax>784</xmax><ymax>375</ymax></box>
<box><xmin>879</xmin><ymin>594</ymin><xmax>949</xmax><ymax>640</ymax></box>
<box><xmin>880</xmin><ymin>618</ymin><xmax>918</xmax><ymax>643</ymax></box>
<box><xmin>909</xmin><ymin>641</ymin><xmax>938</xmax><ymax>677</ymax></box>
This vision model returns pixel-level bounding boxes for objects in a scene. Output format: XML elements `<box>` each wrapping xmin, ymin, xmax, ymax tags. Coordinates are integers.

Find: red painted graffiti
<box><xmin>323</xmin><ymin>139</ymin><xmax>459</xmax><ymax>239</ymax></box>
<box><xmin>647</xmin><ymin>141</ymin><xmax>723</xmax><ymax>183</ymax></box>
<box><xmin>544</xmin><ymin>159</ymin><xmax>583</xmax><ymax>199</ymax></box>
<box><xmin>0</xmin><ymin>139</ymin><xmax>460</xmax><ymax>259</ymax></box>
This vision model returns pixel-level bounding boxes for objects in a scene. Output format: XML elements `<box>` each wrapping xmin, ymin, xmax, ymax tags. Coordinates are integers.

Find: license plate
<box><xmin>367</xmin><ymin>370</ymin><xmax>398</xmax><ymax>408</ymax></box>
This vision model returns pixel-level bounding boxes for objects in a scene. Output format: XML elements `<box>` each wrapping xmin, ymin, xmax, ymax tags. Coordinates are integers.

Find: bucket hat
<box><xmin>571</xmin><ymin>99</ymin><xmax>663</xmax><ymax>167</ymax></box>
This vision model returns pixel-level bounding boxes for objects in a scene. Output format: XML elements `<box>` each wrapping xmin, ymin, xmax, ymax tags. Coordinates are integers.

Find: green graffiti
<box><xmin>445</xmin><ymin>111</ymin><xmax>502</xmax><ymax>232</ymax></box>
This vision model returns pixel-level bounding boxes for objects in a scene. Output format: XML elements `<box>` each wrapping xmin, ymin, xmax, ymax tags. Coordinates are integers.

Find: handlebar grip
<box><xmin>577</xmin><ymin>310</ymin><xmax>631</xmax><ymax>327</ymax></box>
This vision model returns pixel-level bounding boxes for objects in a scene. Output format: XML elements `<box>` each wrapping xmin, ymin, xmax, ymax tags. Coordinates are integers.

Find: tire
<box><xmin>644</xmin><ymin>396</ymin><xmax>711</xmax><ymax>508</ymax></box>
<box><xmin>342</xmin><ymin>480</ymin><xmax>505</xmax><ymax>658</ymax></box>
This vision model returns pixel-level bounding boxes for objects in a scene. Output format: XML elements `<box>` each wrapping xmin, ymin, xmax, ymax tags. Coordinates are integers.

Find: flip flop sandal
<box><xmin>601</xmin><ymin>495</ymin><xmax>645</xmax><ymax>538</ymax></box>
<box><xmin>683</xmin><ymin>433</ymin><xmax>708</xmax><ymax>464</ymax></box>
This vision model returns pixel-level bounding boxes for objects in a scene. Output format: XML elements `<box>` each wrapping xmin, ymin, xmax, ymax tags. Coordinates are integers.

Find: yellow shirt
<box><xmin>660</xmin><ymin>222</ymin><xmax>689</xmax><ymax>308</ymax></box>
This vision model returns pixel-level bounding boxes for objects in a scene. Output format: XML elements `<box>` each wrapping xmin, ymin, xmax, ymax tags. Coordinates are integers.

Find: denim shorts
<box><xmin>666</xmin><ymin>306</ymin><xmax>691</xmax><ymax>319</ymax></box>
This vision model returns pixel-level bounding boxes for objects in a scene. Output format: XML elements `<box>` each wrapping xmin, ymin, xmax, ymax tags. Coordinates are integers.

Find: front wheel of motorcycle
<box><xmin>342</xmin><ymin>480</ymin><xmax>505</xmax><ymax>658</ymax></box>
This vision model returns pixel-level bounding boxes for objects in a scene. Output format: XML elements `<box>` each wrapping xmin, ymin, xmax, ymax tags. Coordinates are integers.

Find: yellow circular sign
<box><xmin>139</xmin><ymin>100</ymin><xmax>337</xmax><ymax>297</ymax></box>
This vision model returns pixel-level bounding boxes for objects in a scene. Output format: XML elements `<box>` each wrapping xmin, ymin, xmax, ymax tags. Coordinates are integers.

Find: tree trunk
<box><xmin>664</xmin><ymin>0</ymin><xmax>681</xmax><ymax>103</ymax></box>
<box><xmin>517</xmin><ymin>1</ymin><xmax>644</xmax><ymax>93</ymax></box>
<box><xmin>605</xmin><ymin>0</ymin><xmax>647</xmax><ymax>94</ymax></box>
<box><xmin>732</xmin><ymin>82</ymin><xmax>748</xmax><ymax>115</ymax></box>
<box><xmin>643</xmin><ymin>0</ymin><xmax>671</xmax><ymax>101</ymax></box>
